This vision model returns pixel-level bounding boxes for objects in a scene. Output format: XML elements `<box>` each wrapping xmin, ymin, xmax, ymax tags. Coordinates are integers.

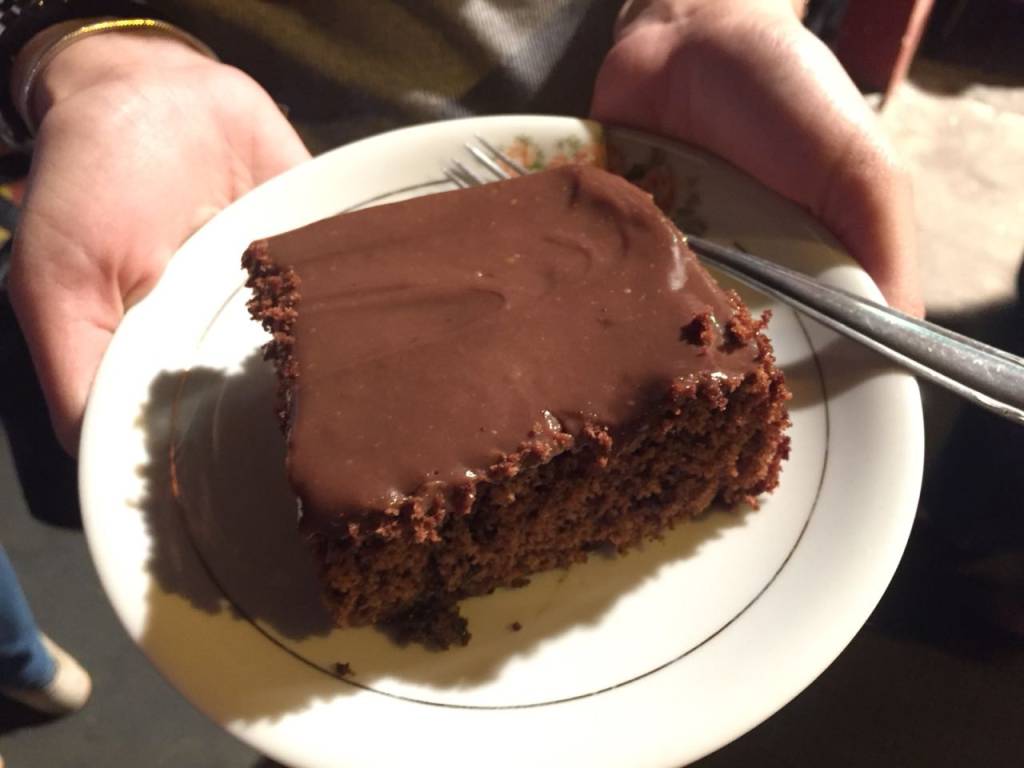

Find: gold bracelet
<box><xmin>11</xmin><ymin>17</ymin><xmax>218</xmax><ymax>136</ymax></box>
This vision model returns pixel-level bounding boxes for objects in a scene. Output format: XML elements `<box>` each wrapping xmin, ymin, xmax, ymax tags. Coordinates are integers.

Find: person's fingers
<box><xmin>591</xmin><ymin>27</ymin><xmax>666</xmax><ymax>131</ymax></box>
<box><xmin>7</xmin><ymin>45</ymin><xmax>313</xmax><ymax>455</ymax></box>
<box><xmin>8</xmin><ymin>116</ymin><xmax>188</xmax><ymax>452</ymax></box>
<box><xmin>254</xmin><ymin>126</ymin><xmax>311</xmax><ymax>181</ymax></box>
<box><xmin>672</xmin><ymin>22</ymin><xmax>922</xmax><ymax>315</ymax></box>
<box><xmin>6</xmin><ymin>240</ymin><xmax>119</xmax><ymax>455</ymax></box>
<box><xmin>814</xmin><ymin>124</ymin><xmax>922</xmax><ymax>316</ymax></box>
<box><xmin>10</xmin><ymin>140</ymin><xmax>304</xmax><ymax>456</ymax></box>
<box><xmin>592</xmin><ymin>19</ymin><xmax>923</xmax><ymax>316</ymax></box>
<box><xmin>248</xmin><ymin>106</ymin><xmax>311</xmax><ymax>182</ymax></box>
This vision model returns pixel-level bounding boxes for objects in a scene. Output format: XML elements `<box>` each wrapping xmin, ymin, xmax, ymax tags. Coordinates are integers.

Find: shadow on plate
<box><xmin>132</xmin><ymin>351</ymin><xmax>771</xmax><ymax>723</ymax></box>
<box><xmin>782</xmin><ymin>332</ymin><xmax>897</xmax><ymax>412</ymax></box>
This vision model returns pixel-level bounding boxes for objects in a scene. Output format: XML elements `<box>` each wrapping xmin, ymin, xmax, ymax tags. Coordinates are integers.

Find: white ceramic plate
<box><xmin>79</xmin><ymin>115</ymin><xmax>923</xmax><ymax>768</ymax></box>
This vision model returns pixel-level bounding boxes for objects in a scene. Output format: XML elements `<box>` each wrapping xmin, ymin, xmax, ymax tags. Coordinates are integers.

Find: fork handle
<box><xmin>687</xmin><ymin>236</ymin><xmax>1024</xmax><ymax>425</ymax></box>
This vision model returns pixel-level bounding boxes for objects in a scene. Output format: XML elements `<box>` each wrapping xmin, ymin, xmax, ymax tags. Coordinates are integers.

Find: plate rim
<box><xmin>78</xmin><ymin>114</ymin><xmax>924</xmax><ymax>768</ymax></box>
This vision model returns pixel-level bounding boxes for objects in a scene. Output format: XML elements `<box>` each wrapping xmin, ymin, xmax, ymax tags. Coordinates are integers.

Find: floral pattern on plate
<box><xmin>506</xmin><ymin>134</ymin><xmax>708</xmax><ymax>237</ymax></box>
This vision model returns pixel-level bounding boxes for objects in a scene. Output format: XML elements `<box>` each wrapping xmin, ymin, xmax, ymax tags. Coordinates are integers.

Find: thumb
<box><xmin>234</xmin><ymin>84</ymin><xmax>312</xmax><ymax>185</ymax></box>
<box><xmin>7</xmin><ymin>217</ymin><xmax>131</xmax><ymax>456</ymax></box>
<box><xmin>249</xmin><ymin>120</ymin><xmax>311</xmax><ymax>184</ymax></box>
<box><xmin>8</xmin><ymin>124</ymin><xmax>310</xmax><ymax>456</ymax></box>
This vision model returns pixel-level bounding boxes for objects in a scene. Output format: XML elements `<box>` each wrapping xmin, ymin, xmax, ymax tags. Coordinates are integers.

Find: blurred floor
<box><xmin>883</xmin><ymin>58</ymin><xmax>1024</xmax><ymax>314</ymax></box>
<box><xmin>881</xmin><ymin>57</ymin><xmax>1024</xmax><ymax>463</ymax></box>
<box><xmin>2</xmin><ymin>34</ymin><xmax>1024</xmax><ymax>768</ymax></box>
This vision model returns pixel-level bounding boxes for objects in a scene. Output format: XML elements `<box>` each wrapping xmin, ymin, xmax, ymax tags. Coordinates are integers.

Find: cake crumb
<box><xmin>722</xmin><ymin>294</ymin><xmax>772</xmax><ymax>351</ymax></box>
<box><xmin>724</xmin><ymin>305</ymin><xmax>771</xmax><ymax>345</ymax></box>
<box><xmin>680</xmin><ymin>311</ymin><xmax>715</xmax><ymax>346</ymax></box>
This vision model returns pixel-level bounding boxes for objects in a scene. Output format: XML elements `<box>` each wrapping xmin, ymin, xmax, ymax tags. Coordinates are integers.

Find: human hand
<box><xmin>7</xmin><ymin>32</ymin><xmax>310</xmax><ymax>453</ymax></box>
<box><xmin>592</xmin><ymin>0</ymin><xmax>922</xmax><ymax>316</ymax></box>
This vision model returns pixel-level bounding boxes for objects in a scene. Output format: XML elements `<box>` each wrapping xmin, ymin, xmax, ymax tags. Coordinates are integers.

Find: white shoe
<box><xmin>0</xmin><ymin>634</ymin><xmax>92</xmax><ymax>715</ymax></box>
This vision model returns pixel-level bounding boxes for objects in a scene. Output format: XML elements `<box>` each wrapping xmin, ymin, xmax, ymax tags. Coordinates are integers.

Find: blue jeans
<box><xmin>0</xmin><ymin>545</ymin><xmax>55</xmax><ymax>689</ymax></box>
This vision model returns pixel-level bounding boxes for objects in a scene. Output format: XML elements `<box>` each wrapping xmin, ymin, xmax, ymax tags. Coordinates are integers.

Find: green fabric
<box><xmin>156</xmin><ymin>1</ymin><xmax>622</xmax><ymax>152</ymax></box>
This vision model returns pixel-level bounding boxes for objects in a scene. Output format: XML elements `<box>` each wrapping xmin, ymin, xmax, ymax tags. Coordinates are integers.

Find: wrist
<box><xmin>21</xmin><ymin>22</ymin><xmax>215</xmax><ymax>133</ymax></box>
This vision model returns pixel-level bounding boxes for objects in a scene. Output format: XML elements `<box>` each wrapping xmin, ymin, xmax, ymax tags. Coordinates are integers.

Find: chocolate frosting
<box><xmin>259</xmin><ymin>166</ymin><xmax>760</xmax><ymax>528</ymax></box>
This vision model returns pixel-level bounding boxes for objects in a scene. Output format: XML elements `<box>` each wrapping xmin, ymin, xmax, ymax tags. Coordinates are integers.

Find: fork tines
<box><xmin>445</xmin><ymin>136</ymin><xmax>526</xmax><ymax>188</ymax></box>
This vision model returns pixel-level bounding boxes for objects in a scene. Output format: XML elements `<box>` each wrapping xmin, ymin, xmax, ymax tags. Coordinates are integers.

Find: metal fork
<box><xmin>447</xmin><ymin>138</ymin><xmax>1024</xmax><ymax>426</ymax></box>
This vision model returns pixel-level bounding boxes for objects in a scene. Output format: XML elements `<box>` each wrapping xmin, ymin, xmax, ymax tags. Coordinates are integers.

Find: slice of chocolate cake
<box><xmin>243</xmin><ymin>165</ymin><xmax>790</xmax><ymax>648</ymax></box>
